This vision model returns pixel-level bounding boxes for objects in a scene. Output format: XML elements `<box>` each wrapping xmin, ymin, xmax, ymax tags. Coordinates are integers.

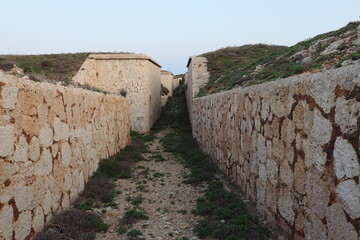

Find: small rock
<box><xmin>301</xmin><ymin>56</ymin><xmax>312</xmax><ymax>65</ymax></box>
<box><xmin>9</xmin><ymin>65</ymin><xmax>24</xmax><ymax>75</ymax></box>
<box><xmin>179</xmin><ymin>223</ymin><xmax>189</xmax><ymax>229</ymax></box>
<box><xmin>341</xmin><ymin>59</ymin><xmax>354</xmax><ymax>67</ymax></box>
<box><xmin>220</xmin><ymin>219</ymin><xmax>225</xmax><ymax>224</ymax></box>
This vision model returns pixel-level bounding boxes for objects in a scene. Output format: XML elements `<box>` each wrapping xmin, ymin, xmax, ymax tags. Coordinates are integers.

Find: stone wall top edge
<box><xmin>186</xmin><ymin>56</ymin><xmax>208</xmax><ymax>67</ymax></box>
<box><xmin>0</xmin><ymin>71</ymin><xmax>127</xmax><ymax>101</ymax></box>
<box><xmin>88</xmin><ymin>53</ymin><xmax>162</xmax><ymax>68</ymax></box>
<box><xmin>161</xmin><ymin>71</ymin><xmax>174</xmax><ymax>75</ymax></box>
<box><xmin>193</xmin><ymin>63</ymin><xmax>360</xmax><ymax>101</ymax></box>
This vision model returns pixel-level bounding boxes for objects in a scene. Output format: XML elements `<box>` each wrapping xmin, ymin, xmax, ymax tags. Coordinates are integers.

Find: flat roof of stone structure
<box><xmin>161</xmin><ymin>70</ymin><xmax>174</xmax><ymax>75</ymax></box>
<box><xmin>89</xmin><ymin>54</ymin><xmax>162</xmax><ymax>68</ymax></box>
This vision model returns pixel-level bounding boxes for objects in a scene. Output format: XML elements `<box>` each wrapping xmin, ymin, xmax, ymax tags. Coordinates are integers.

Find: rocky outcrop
<box><xmin>189</xmin><ymin>63</ymin><xmax>360</xmax><ymax>239</ymax></box>
<box><xmin>0</xmin><ymin>72</ymin><xmax>130</xmax><ymax>240</ymax></box>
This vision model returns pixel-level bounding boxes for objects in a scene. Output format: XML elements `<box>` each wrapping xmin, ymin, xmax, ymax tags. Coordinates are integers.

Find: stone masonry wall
<box><xmin>190</xmin><ymin>64</ymin><xmax>360</xmax><ymax>239</ymax></box>
<box><xmin>73</xmin><ymin>54</ymin><xmax>161</xmax><ymax>133</ymax></box>
<box><xmin>186</xmin><ymin>57</ymin><xmax>209</xmax><ymax>126</ymax></box>
<box><xmin>0</xmin><ymin>72</ymin><xmax>130</xmax><ymax>240</ymax></box>
<box><xmin>161</xmin><ymin>71</ymin><xmax>174</xmax><ymax>97</ymax></box>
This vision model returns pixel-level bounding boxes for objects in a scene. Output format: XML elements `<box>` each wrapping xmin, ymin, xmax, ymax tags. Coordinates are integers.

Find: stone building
<box><xmin>73</xmin><ymin>54</ymin><xmax>162</xmax><ymax>133</ymax></box>
<box><xmin>160</xmin><ymin>70</ymin><xmax>174</xmax><ymax>106</ymax></box>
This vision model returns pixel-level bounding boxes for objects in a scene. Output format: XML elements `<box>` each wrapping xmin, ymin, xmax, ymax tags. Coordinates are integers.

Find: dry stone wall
<box><xmin>0</xmin><ymin>72</ymin><xmax>130</xmax><ymax>240</ymax></box>
<box><xmin>186</xmin><ymin>57</ymin><xmax>209</xmax><ymax>125</ymax></box>
<box><xmin>73</xmin><ymin>54</ymin><xmax>161</xmax><ymax>133</ymax></box>
<box><xmin>161</xmin><ymin>71</ymin><xmax>174</xmax><ymax>97</ymax></box>
<box><xmin>190</xmin><ymin>64</ymin><xmax>360</xmax><ymax>239</ymax></box>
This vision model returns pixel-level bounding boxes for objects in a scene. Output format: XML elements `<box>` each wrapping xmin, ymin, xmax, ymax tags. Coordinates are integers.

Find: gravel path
<box><xmin>95</xmin><ymin>130</ymin><xmax>205</xmax><ymax>240</ymax></box>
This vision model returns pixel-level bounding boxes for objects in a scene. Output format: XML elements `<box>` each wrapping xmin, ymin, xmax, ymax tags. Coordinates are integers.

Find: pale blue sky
<box><xmin>0</xmin><ymin>0</ymin><xmax>359</xmax><ymax>74</ymax></box>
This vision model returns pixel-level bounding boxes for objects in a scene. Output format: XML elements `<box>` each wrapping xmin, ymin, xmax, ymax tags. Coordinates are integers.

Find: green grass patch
<box><xmin>124</xmin><ymin>209</ymin><xmax>149</xmax><ymax>220</ymax></box>
<box><xmin>117</xmin><ymin>226</ymin><xmax>127</xmax><ymax>234</ymax></box>
<box><xmin>197</xmin><ymin>21</ymin><xmax>359</xmax><ymax>96</ymax></box>
<box><xmin>127</xmin><ymin>229</ymin><xmax>143</xmax><ymax>237</ymax></box>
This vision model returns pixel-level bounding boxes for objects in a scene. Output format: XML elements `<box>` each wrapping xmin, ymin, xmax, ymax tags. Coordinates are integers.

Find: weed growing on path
<box><xmin>34</xmin><ymin>210</ymin><xmax>108</xmax><ymax>240</ymax></box>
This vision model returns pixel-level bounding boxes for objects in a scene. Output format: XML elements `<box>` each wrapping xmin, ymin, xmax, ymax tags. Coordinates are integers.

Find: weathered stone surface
<box><xmin>278</xmin><ymin>189</ymin><xmax>295</xmax><ymax>225</ymax></box>
<box><xmin>305</xmin><ymin>171</ymin><xmax>329</xmax><ymax>219</ymax></box>
<box><xmin>0</xmin><ymin>204</ymin><xmax>13</xmax><ymax>240</ymax></box>
<box><xmin>303</xmin><ymin>139</ymin><xmax>327</xmax><ymax>173</ymax></box>
<box><xmin>335</xmin><ymin>97</ymin><xmax>359</xmax><ymax>134</ymax></box>
<box><xmin>1</xmin><ymin>72</ymin><xmax>131</xmax><ymax>238</ymax></box>
<box><xmin>61</xmin><ymin>142</ymin><xmax>71</xmax><ymax>168</ymax></box>
<box><xmin>14</xmin><ymin>210</ymin><xmax>32</xmax><ymax>240</ymax></box>
<box><xmin>53</xmin><ymin>117</ymin><xmax>62</xmax><ymax>141</ymax></box>
<box><xmin>326</xmin><ymin>203</ymin><xmax>358</xmax><ymax>240</ymax></box>
<box><xmin>14</xmin><ymin>183</ymin><xmax>34</xmax><ymax>212</ymax></box>
<box><xmin>335</xmin><ymin>179</ymin><xmax>360</xmax><ymax>219</ymax></box>
<box><xmin>32</xmin><ymin>206</ymin><xmax>44</xmax><ymax>232</ymax></box>
<box><xmin>39</xmin><ymin>123</ymin><xmax>53</xmax><ymax>147</ymax></box>
<box><xmin>28</xmin><ymin>136</ymin><xmax>40</xmax><ymax>161</ymax></box>
<box><xmin>0</xmin><ymin>125</ymin><xmax>14</xmax><ymax>157</ymax></box>
<box><xmin>14</xmin><ymin>135</ymin><xmax>28</xmax><ymax>162</ymax></box>
<box><xmin>334</xmin><ymin>137</ymin><xmax>360</xmax><ymax>179</ymax></box>
<box><xmin>309</xmin><ymin>109</ymin><xmax>332</xmax><ymax>144</ymax></box>
<box><xmin>18</xmin><ymin>114</ymin><xmax>39</xmax><ymax>136</ymax></box>
<box><xmin>303</xmin><ymin>212</ymin><xmax>328</xmax><ymax>240</ymax></box>
<box><xmin>1</xmin><ymin>86</ymin><xmax>18</xmax><ymax>110</ymax></box>
<box><xmin>188</xmin><ymin>63</ymin><xmax>360</xmax><ymax>239</ymax></box>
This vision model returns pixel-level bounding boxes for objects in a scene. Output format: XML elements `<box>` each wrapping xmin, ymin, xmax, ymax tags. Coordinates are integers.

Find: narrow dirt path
<box><xmin>95</xmin><ymin>130</ymin><xmax>205</xmax><ymax>240</ymax></box>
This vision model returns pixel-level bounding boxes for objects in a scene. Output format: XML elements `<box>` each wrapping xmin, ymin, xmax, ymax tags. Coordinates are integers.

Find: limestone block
<box><xmin>278</xmin><ymin>189</ymin><xmax>295</xmax><ymax>225</ymax></box>
<box><xmin>61</xmin><ymin>122</ymin><xmax>70</xmax><ymax>141</ymax></box>
<box><xmin>294</xmin><ymin>157</ymin><xmax>306</xmax><ymax>194</ymax></box>
<box><xmin>62</xmin><ymin>193</ymin><xmax>70</xmax><ymax>209</ymax></box>
<box><xmin>60</xmin><ymin>142</ymin><xmax>71</xmax><ymax>168</ymax></box>
<box><xmin>326</xmin><ymin>203</ymin><xmax>358</xmax><ymax>240</ymax></box>
<box><xmin>308</xmin><ymin>74</ymin><xmax>336</xmax><ymax>114</ymax></box>
<box><xmin>309</xmin><ymin>109</ymin><xmax>332</xmax><ymax>144</ymax></box>
<box><xmin>28</xmin><ymin>136</ymin><xmax>40</xmax><ymax>161</ymax></box>
<box><xmin>0</xmin><ymin>125</ymin><xmax>14</xmax><ymax>157</ymax></box>
<box><xmin>35</xmin><ymin>148</ymin><xmax>52</xmax><ymax>176</ymax></box>
<box><xmin>51</xmin><ymin>143</ymin><xmax>59</xmax><ymax>158</ymax></box>
<box><xmin>256</xmin><ymin>179</ymin><xmax>266</xmax><ymax>204</ymax></box>
<box><xmin>14</xmin><ymin>210</ymin><xmax>32</xmax><ymax>240</ymax></box>
<box><xmin>1</xmin><ymin>86</ymin><xmax>18</xmax><ymax>110</ymax></box>
<box><xmin>32</xmin><ymin>206</ymin><xmax>44</xmax><ymax>232</ymax></box>
<box><xmin>335</xmin><ymin>179</ymin><xmax>360</xmax><ymax>219</ymax></box>
<box><xmin>18</xmin><ymin>114</ymin><xmax>39</xmax><ymax>136</ymax></box>
<box><xmin>17</xmin><ymin>89</ymin><xmax>38</xmax><ymax>116</ymax></box>
<box><xmin>37</xmin><ymin>103</ymin><xmax>48</xmax><ymax>126</ymax></box>
<box><xmin>260</xmin><ymin>100</ymin><xmax>270</xmax><ymax>121</ymax></box>
<box><xmin>53</xmin><ymin>117</ymin><xmax>62</xmax><ymax>141</ymax></box>
<box><xmin>79</xmin><ymin>171</ymin><xmax>85</xmax><ymax>192</ymax></box>
<box><xmin>266</xmin><ymin>158</ymin><xmax>278</xmax><ymax>186</ymax></box>
<box><xmin>303</xmin><ymin>139</ymin><xmax>327</xmax><ymax>173</ymax></box>
<box><xmin>280</xmin><ymin>160</ymin><xmax>293</xmax><ymax>187</ymax></box>
<box><xmin>14</xmin><ymin>183</ymin><xmax>34</xmax><ymax>212</ymax></box>
<box><xmin>335</xmin><ymin>97</ymin><xmax>359</xmax><ymax>134</ymax></box>
<box><xmin>305</xmin><ymin>171</ymin><xmax>329</xmax><ymax>219</ymax></box>
<box><xmin>63</xmin><ymin>170</ymin><xmax>72</xmax><ymax>192</ymax></box>
<box><xmin>39</xmin><ymin>123</ymin><xmax>53</xmax><ymax>147</ymax></box>
<box><xmin>334</xmin><ymin>137</ymin><xmax>359</xmax><ymax>179</ymax></box>
<box><xmin>0</xmin><ymin>204</ymin><xmax>13</xmax><ymax>240</ymax></box>
<box><xmin>42</xmin><ymin>190</ymin><xmax>52</xmax><ymax>215</ymax></box>
<box><xmin>303</xmin><ymin>212</ymin><xmax>328</xmax><ymax>240</ymax></box>
<box><xmin>14</xmin><ymin>135</ymin><xmax>28</xmax><ymax>162</ymax></box>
